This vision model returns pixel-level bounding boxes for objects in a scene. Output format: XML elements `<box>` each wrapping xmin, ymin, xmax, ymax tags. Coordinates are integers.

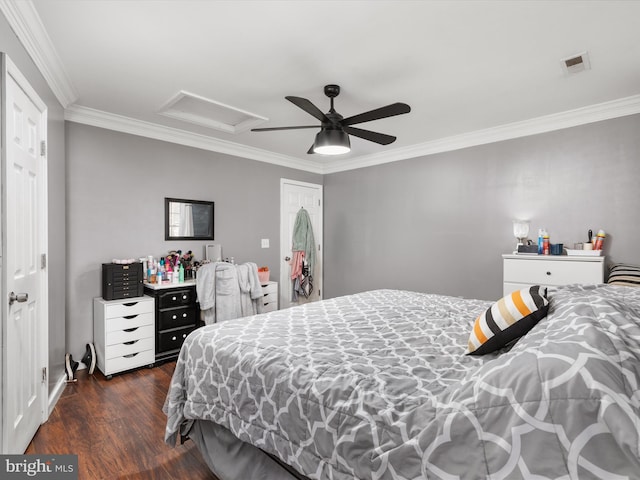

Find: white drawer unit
<box><xmin>502</xmin><ymin>254</ymin><xmax>605</xmax><ymax>296</ymax></box>
<box><xmin>94</xmin><ymin>295</ymin><xmax>155</xmax><ymax>378</ymax></box>
<box><xmin>261</xmin><ymin>281</ymin><xmax>278</xmax><ymax>313</ymax></box>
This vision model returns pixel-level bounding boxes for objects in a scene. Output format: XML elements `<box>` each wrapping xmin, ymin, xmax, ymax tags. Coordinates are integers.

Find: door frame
<box><xmin>0</xmin><ymin>53</ymin><xmax>49</xmax><ymax>453</ymax></box>
<box><xmin>279</xmin><ymin>179</ymin><xmax>323</xmax><ymax>309</ymax></box>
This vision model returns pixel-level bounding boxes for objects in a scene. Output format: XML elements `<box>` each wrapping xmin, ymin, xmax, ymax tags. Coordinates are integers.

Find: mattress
<box><xmin>165</xmin><ymin>286</ymin><xmax>640</xmax><ymax>479</ymax></box>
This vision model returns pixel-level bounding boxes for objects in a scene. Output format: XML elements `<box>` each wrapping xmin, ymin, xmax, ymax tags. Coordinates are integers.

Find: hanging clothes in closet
<box><xmin>290</xmin><ymin>207</ymin><xmax>315</xmax><ymax>302</ymax></box>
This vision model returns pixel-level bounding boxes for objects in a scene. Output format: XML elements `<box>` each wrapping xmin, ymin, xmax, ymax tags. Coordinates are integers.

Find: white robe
<box><xmin>196</xmin><ymin>262</ymin><xmax>264</xmax><ymax>325</ymax></box>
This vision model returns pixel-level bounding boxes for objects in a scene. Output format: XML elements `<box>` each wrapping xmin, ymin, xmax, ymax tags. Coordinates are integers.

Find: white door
<box><xmin>1</xmin><ymin>54</ymin><xmax>48</xmax><ymax>454</ymax></box>
<box><xmin>280</xmin><ymin>179</ymin><xmax>323</xmax><ymax>309</ymax></box>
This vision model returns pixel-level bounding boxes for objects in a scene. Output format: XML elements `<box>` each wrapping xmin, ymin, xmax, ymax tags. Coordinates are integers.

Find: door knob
<box><xmin>284</xmin><ymin>256</ymin><xmax>291</xmax><ymax>261</ymax></box>
<box><xmin>9</xmin><ymin>292</ymin><xmax>28</xmax><ymax>305</ymax></box>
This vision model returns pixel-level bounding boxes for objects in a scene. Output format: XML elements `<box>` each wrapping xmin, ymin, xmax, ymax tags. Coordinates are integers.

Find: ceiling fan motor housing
<box><xmin>324</xmin><ymin>84</ymin><xmax>340</xmax><ymax>98</ymax></box>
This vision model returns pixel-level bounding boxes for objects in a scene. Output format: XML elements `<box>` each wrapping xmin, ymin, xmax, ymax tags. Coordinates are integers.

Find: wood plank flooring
<box><xmin>26</xmin><ymin>362</ymin><xmax>218</xmax><ymax>480</ymax></box>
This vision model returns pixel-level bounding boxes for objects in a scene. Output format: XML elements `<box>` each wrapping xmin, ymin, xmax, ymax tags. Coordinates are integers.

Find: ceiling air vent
<box><xmin>560</xmin><ymin>51</ymin><xmax>591</xmax><ymax>76</ymax></box>
<box><xmin>158</xmin><ymin>91</ymin><xmax>267</xmax><ymax>134</ymax></box>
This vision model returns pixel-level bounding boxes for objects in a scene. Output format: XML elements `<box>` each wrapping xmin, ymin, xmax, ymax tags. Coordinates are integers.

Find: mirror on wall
<box><xmin>165</xmin><ymin>197</ymin><xmax>214</xmax><ymax>241</ymax></box>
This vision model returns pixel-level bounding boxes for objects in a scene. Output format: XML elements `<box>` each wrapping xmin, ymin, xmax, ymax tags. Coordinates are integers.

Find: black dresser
<box><xmin>143</xmin><ymin>281</ymin><xmax>199</xmax><ymax>363</ymax></box>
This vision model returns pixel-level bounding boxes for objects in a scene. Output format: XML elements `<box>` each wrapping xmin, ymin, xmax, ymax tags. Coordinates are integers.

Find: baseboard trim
<box><xmin>47</xmin><ymin>372</ymin><xmax>67</xmax><ymax>417</ymax></box>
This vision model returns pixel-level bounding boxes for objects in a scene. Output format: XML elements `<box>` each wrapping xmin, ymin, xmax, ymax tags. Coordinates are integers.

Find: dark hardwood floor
<box><xmin>26</xmin><ymin>362</ymin><xmax>218</xmax><ymax>480</ymax></box>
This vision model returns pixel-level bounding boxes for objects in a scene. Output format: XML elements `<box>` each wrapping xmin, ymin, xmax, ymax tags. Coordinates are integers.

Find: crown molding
<box><xmin>0</xmin><ymin>0</ymin><xmax>78</xmax><ymax>107</ymax></box>
<box><xmin>322</xmin><ymin>94</ymin><xmax>640</xmax><ymax>174</ymax></box>
<box><xmin>65</xmin><ymin>94</ymin><xmax>640</xmax><ymax>176</ymax></box>
<box><xmin>65</xmin><ymin>105</ymin><xmax>324</xmax><ymax>174</ymax></box>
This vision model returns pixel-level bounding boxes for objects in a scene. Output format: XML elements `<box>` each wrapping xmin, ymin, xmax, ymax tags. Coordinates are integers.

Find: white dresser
<box><xmin>502</xmin><ymin>254</ymin><xmax>605</xmax><ymax>296</ymax></box>
<box><xmin>261</xmin><ymin>281</ymin><xmax>278</xmax><ymax>312</ymax></box>
<box><xmin>93</xmin><ymin>295</ymin><xmax>155</xmax><ymax>378</ymax></box>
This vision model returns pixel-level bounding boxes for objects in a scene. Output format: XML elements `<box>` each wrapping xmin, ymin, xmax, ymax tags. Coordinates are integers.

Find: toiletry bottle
<box><xmin>543</xmin><ymin>233</ymin><xmax>550</xmax><ymax>255</ymax></box>
<box><xmin>140</xmin><ymin>258</ymin><xmax>147</xmax><ymax>281</ymax></box>
<box><xmin>179</xmin><ymin>264</ymin><xmax>185</xmax><ymax>283</ymax></box>
<box><xmin>594</xmin><ymin>230</ymin><xmax>606</xmax><ymax>251</ymax></box>
<box><xmin>538</xmin><ymin>229</ymin><xmax>544</xmax><ymax>255</ymax></box>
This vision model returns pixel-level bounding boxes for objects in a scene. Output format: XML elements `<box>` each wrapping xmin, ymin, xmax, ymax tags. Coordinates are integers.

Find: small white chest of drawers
<box><xmin>502</xmin><ymin>254</ymin><xmax>605</xmax><ymax>296</ymax></box>
<box><xmin>261</xmin><ymin>281</ymin><xmax>278</xmax><ymax>313</ymax></box>
<box><xmin>93</xmin><ymin>295</ymin><xmax>155</xmax><ymax>378</ymax></box>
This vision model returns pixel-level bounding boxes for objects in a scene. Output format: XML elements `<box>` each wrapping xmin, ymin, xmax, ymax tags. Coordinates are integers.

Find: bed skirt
<box><xmin>188</xmin><ymin>420</ymin><xmax>310</xmax><ymax>480</ymax></box>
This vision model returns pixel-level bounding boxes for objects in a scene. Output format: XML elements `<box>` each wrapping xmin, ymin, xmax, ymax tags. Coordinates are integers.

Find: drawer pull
<box><xmin>182</xmin><ymin>333</ymin><xmax>187</xmax><ymax>339</ymax></box>
<box><xmin>182</xmin><ymin>295</ymin><xmax>187</xmax><ymax>300</ymax></box>
<box><xmin>124</xmin><ymin>314</ymin><xmax>139</xmax><ymax>320</ymax></box>
<box><xmin>172</xmin><ymin>315</ymin><xmax>177</xmax><ymax>320</ymax></box>
<box><xmin>172</xmin><ymin>296</ymin><xmax>177</xmax><ymax>301</ymax></box>
<box><xmin>546</xmin><ymin>271</ymin><xmax>551</xmax><ymax>276</ymax></box>
<box><xmin>171</xmin><ymin>336</ymin><xmax>177</xmax><ymax>341</ymax></box>
<box><xmin>183</xmin><ymin>313</ymin><xmax>187</xmax><ymax>318</ymax></box>
<box><xmin>123</xmin><ymin>302</ymin><xmax>138</xmax><ymax>307</ymax></box>
<box><xmin>123</xmin><ymin>340</ymin><xmax>139</xmax><ymax>346</ymax></box>
<box><xmin>123</xmin><ymin>352</ymin><xmax>139</xmax><ymax>358</ymax></box>
<box><xmin>123</xmin><ymin>327</ymin><xmax>139</xmax><ymax>333</ymax></box>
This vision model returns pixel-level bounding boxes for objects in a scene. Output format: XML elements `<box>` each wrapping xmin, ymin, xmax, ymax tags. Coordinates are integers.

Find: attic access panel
<box><xmin>158</xmin><ymin>90</ymin><xmax>267</xmax><ymax>134</ymax></box>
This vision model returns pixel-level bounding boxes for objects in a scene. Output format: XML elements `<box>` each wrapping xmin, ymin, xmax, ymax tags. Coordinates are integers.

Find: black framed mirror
<box><xmin>165</xmin><ymin>197</ymin><xmax>214</xmax><ymax>241</ymax></box>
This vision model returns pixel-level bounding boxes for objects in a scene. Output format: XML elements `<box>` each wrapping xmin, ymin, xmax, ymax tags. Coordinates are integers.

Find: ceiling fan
<box><xmin>251</xmin><ymin>84</ymin><xmax>411</xmax><ymax>155</ymax></box>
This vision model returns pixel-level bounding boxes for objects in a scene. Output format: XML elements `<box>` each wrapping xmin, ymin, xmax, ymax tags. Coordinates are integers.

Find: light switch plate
<box><xmin>261</xmin><ymin>238</ymin><xmax>269</xmax><ymax>248</ymax></box>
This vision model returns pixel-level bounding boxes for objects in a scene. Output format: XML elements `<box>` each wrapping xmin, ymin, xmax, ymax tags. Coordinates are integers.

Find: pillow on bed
<box><xmin>607</xmin><ymin>263</ymin><xmax>640</xmax><ymax>287</ymax></box>
<box><xmin>467</xmin><ymin>285</ymin><xmax>549</xmax><ymax>355</ymax></box>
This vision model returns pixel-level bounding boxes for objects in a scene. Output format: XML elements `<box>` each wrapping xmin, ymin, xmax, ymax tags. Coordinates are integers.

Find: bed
<box><xmin>164</xmin><ymin>285</ymin><xmax>640</xmax><ymax>479</ymax></box>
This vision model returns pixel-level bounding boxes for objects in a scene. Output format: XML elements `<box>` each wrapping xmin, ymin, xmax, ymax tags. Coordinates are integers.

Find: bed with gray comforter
<box><xmin>164</xmin><ymin>285</ymin><xmax>640</xmax><ymax>479</ymax></box>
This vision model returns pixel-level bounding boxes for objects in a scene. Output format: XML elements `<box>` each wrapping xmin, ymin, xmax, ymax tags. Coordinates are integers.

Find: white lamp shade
<box><xmin>513</xmin><ymin>220</ymin><xmax>530</xmax><ymax>239</ymax></box>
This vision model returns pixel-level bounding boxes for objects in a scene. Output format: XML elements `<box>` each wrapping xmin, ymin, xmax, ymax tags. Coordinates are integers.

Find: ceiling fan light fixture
<box><xmin>313</xmin><ymin>129</ymin><xmax>350</xmax><ymax>155</ymax></box>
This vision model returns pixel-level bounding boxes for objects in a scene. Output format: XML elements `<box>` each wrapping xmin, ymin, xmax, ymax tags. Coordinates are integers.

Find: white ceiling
<box><xmin>5</xmin><ymin>1</ymin><xmax>640</xmax><ymax>173</ymax></box>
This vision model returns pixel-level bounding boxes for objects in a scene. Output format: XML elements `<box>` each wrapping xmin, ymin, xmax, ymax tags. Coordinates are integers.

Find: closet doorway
<box><xmin>280</xmin><ymin>179</ymin><xmax>323</xmax><ymax>309</ymax></box>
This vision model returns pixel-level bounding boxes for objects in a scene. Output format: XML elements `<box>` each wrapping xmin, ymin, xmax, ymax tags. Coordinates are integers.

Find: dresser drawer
<box><xmin>104</xmin><ymin>298</ymin><xmax>154</xmax><ymax>318</ymax></box>
<box><xmin>262</xmin><ymin>301</ymin><xmax>277</xmax><ymax>313</ymax></box>
<box><xmin>262</xmin><ymin>282</ymin><xmax>278</xmax><ymax>295</ymax></box>
<box><xmin>159</xmin><ymin>307</ymin><xmax>197</xmax><ymax>330</ymax></box>
<box><xmin>104</xmin><ymin>349</ymin><xmax>154</xmax><ymax>375</ymax></box>
<box><xmin>263</xmin><ymin>292</ymin><xmax>277</xmax><ymax>305</ymax></box>
<box><xmin>504</xmin><ymin>258</ymin><xmax>603</xmax><ymax>286</ymax></box>
<box><xmin>106</xmin><ymin>324</ymin><xmax>154</xmax><ymax>346</ymax></box>
<box><xmin>106</xmin><ymin>337</ymin><xmax>154</xmax><ymax>360</ymax></box>
<box><xmin>106</xmin><ymin>312</ymin><xmax>154</xmax><ymax>332</ymax></box>
<box><xmin>158</xmin><ymin>326</ymin><xmax>197</xmax><ymax>353</ymax></box>
<box><xmin>158</xmin><ymin>288</ymin><xmax>194</xmax><ymax>309</ymax></box>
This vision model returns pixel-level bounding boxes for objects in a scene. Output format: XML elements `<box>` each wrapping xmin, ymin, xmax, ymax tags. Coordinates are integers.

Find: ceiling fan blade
<box><xmin>343</xmin><ymin>126</ymin><xmax>396</xmax><ymax>145</ymax></box>
<box><xmin>341</xmin><ymin>102</ymin><xmax>411</xmax><ymax>126</ymax></box>
<box><xmin>286</xmin><ymin>96</ymin><xmax>330</xmax><ymax>123</ymax></box>
<box><xmin>251</xmin><ymin>125</ymin><xmax>318</xmax><ymax>132</ymax></box>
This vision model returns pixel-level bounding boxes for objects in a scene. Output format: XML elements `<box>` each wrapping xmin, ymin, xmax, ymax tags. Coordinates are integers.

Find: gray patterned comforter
<box><xmin>164</xmin><ymin>286</ymin><xmax>640</xmax><ymax>479</ymax></box>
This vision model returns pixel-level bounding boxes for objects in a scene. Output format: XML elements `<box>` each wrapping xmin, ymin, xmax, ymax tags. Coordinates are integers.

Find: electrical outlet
<box><xmin>261</xmin><ymin>238</ymin><xmax>269</xmax><ymax>248</ymax></box>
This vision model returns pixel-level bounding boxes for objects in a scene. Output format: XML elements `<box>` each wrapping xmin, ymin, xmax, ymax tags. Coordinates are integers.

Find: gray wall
<box><xmin>1</xmin><ymin>18</ymin><xmax>66</xmax><ymax>392</ymax></box>
<box><xmin>324</xmin><ymin>114</ymin><xmax>640</xmax><ymax>301</ymax></box>
<box><xmin>66</xmin><ymin>122</ymin><xmax>321</xmax><ymax>359</ymax></box>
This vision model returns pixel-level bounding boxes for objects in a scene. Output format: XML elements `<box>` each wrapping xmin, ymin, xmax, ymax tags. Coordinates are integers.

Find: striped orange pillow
<box><xmin>467</xmin><ymin>286</ymin><xmax>549</xmax><ymax>355</ymax></box>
